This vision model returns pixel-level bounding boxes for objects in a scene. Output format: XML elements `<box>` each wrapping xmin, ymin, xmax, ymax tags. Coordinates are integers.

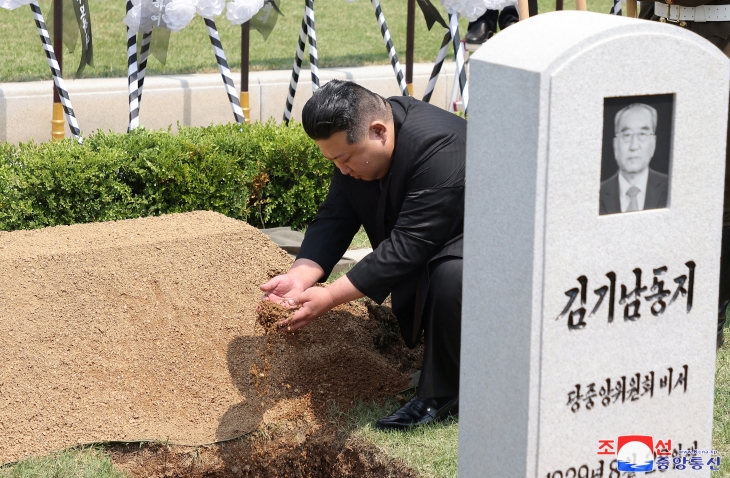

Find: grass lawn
<box><xmin>344</xmin><ymin>398</ymin><xmax>460</xmax><ymax>477</ymax></box>
<box><xmin>0</xmin><ymin>0</ymin><xmax>614</xmax><ymax>83</ymax></box>
<box><xmin>0</xmin><ymin>447</ymin><xmax>127</xmax><ymax>478</ymax></box>
<box><xmin>714</xmin><ymin>329</ymin><xmax>730</xmax><ymax>477</ymax></box>
<box><xmin>349</xmin><ymin>226</ymin><xmax>372</xmax><ymax>250</ymax></box>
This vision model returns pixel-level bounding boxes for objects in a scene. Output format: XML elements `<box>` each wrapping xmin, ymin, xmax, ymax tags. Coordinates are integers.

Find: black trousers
<box><xmin>717</xmin><ymin>92</ymin><xmax>730</xmax><ymax>339</ymax></box>
<box><xmin>718</xmin><ymin>99</ymin><xmax>730</xmax><ymax>336</ymax></box>
<box><xmin>468</xmin><ymin>6</ymin><xmax>519</xmax><ymax>33</ymax></box>
<box><xmin>719</xmin><ymin>227</ymin><xmax>730</xmax><ymax>335</ymax></box>
<box><xmin>416</xmin><ymin>256</ymin><xmax>463</xmax><ymax>399</ymax></box>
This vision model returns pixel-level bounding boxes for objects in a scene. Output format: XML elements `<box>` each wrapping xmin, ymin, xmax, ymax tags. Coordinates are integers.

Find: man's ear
<box><xmin>369</xmin><ymin>121</ymin><xmax>388</xmax><ymax>144</ymax></box>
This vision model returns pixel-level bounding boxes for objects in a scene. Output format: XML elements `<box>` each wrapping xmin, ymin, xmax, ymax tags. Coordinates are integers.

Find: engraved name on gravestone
<box><xmin>459</xmin><ymin>11</ymin><xmax>729</xmax><ymax>478</ymax></box>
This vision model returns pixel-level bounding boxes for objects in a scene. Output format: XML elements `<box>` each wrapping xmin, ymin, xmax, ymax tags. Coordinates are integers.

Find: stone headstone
<box><xmin>460</xmin><ymin>11</ymin><xmax>729</xmax><ymax>477</ymax></box>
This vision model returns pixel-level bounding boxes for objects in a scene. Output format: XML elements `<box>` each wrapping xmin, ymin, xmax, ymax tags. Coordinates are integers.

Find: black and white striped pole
<box><xmin>609</xmin><ymin>0</ymin><xmax>622</xmax><ymax>14</ymax></box>
<box><xmin>137</xmin><ymin>31</ymin><xmax>152</xmax><ymax>104</ymax></box>
<box><xmin>372</xmin><ymin>0</ymin><xmax>408</xmax><ymax>96</ymax></box>
<box><xmin>204</xmin><ymin>18</ymin><xmax>244</xmax><ymax>124</ymax></box>
<box><xmin>449</xmin><ymin>13</ymin><xmax>467</xmax><ymax>112</ymax></box>
<box><xmin>283</xmin><ymin>0</ymin><xmax>319</xmax><ymax>124</ymax></box>
<box><xmin>126</xmin><ymin>0</ymin><xmax>140</xmax><ymax>132</ymax></box>
<box><xmin>422</xmin><ymin>28</ymin><xmax>450</xmax><ymax>103</ymax></box>
<box><xmin>304</xmin><ymin>0</ymin><xmax>320</xmax><ymax>90</ymax></box>
<box><xmin>283</xmin><ymin>16</ymin><xmax>307</xmax><ymax>124</ymax></box>
<box><xmin>30</xmin><ymin>1</ymin><xmax>82</xmax><ymax>142</ymax></box>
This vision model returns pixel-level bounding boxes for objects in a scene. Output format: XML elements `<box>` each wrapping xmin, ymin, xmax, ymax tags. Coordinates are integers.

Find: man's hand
<box><xmin>277</xmin><ymin>274</ymin><xmax>366</xmax><ymax>332</ymax></box>
<box><xmin>279</xmin><ymin>287</ymin><xmax>336</xmax><ymax>331</ymax></box>
<box><xmin>259</xmin><ymin>258</ymin><xmax>325</xmax><ymax>304</ymax></box>
<box><xmin>260</xmin><ymin>274</ymin><xmax>307</xmax><ymax>305</ymax></box>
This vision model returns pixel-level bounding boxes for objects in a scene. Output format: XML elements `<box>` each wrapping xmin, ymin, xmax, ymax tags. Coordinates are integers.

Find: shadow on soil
<box><xmin>109</xmin><ymin>301</ymin><xmax>424</xmax><ymax>477</ymax></box>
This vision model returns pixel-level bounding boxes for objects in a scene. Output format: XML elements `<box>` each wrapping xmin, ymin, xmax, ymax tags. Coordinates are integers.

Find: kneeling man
<box><xmin>260</xmin><ymin>80</ymin><xmax>465</xmax><ymax>430</ymax></box>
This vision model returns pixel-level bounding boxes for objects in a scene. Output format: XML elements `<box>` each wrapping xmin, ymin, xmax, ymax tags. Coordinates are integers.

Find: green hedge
<box><xmin>0</xmin><ymin>122</ymin><xmax>333</xmax><ymax>231</ymax></box>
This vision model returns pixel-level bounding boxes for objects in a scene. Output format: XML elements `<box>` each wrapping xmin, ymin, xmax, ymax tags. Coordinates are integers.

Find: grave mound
<box><xmin>0</xmin><ymin>211</ymin><xmax>418</xmax><ymax>468</ymax></box>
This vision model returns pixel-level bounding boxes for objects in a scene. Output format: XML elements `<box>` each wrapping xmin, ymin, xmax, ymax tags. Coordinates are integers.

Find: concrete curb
<box><xmin>0</xmin><ymin>62</ymin><xmax>458</xmax><ymax>144</ymax></box>
<box><xmin>342</xmin><ymin>248</ymin><xmax>373</xmax><ymax>262</ymax></box>
<box><xmin>261</xmin><ymin>227</ymin><xmax>372</xmax><ymax>275</ymax></box>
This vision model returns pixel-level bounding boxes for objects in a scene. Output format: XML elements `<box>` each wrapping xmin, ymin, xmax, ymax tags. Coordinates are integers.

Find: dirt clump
<box><xmin>256</xmin><ymin>300</ymin><xmax>294</xmax><ymax>333</ymax></box>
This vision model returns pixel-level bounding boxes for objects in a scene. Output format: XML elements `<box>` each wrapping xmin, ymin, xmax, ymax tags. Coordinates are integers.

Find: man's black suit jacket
<box><xmin>599</xmin><ymin>168</ymin><xmax>669</xmax><ymax>215</ymax></box>
<box><xmin>297</xmin><ymin>96</ymin><xmax>467</xmax><ymax>347</ymax></box>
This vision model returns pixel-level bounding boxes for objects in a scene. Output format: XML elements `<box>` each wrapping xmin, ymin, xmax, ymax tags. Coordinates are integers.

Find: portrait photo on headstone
<box><xmin>599</xmin><ymin>94</ymin><xmax>674</xmax><ymax>216</ymax></box>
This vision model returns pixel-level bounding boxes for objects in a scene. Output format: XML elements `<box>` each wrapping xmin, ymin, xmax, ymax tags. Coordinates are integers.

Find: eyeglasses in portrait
<box><xmin>599</xmin><ymin>94</ymin><xmax>673</xmax><ymax>216</ymax></box>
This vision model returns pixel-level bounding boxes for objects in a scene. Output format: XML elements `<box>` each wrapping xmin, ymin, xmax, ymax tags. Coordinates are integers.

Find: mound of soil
<box><xmin>0</xmin><ymin>212</ymin><xmax>421</xmax><ymax>472</ymax></box>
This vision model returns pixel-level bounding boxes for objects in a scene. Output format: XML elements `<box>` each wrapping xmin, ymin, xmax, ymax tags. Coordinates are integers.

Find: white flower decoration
<box><xmin>484</xmin><ymin>0</ymin><xmax>517</xmax><ymax>9</ymax></box>
<box><xmin>123</xmin><ymin>1</ymin><xmax>148</xmax><ymax>33</ymax></box>
<box><xmin>0</xmin><ymin>0</ymin><xmax>35</xmax><ymax>10</ymax></box>
<box><xmin>124</xmin><ymin>0</ymin><xmax>169</xmax><ymax>34</ymax></box>
<box><xmin>440</xmin><ymin>0</ymin><xmax>489</xmax><ymax>21</ymax></box>
<box><xmin>162</xmin><ymin>0</ymin><xmax>197</xmax><ymax>32</ymax></box>
<box><xmin>196</xmin><ymin>0</ymin><xmax>226</xmax><ymax>18</ymax></box>
<box><xmin>123</xmin><ymin>3</ymin><xmax>141</xmax><ymax>32</ymax></box>
<box><xmin>226</xmin><ymin>0</ymin><xmax>264</xmax><ymax>26</ymax></box>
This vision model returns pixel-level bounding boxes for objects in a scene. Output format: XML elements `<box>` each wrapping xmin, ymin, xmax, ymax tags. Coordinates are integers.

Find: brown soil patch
<box><xmin>110</xmin><ymin>421</ymin><xmax>420</xmax><ymax>477</ymax></box>
<box><xmin>0</xmin><ymin>211</ymin><xmax>421</xmax><ymax>470</ymax></box>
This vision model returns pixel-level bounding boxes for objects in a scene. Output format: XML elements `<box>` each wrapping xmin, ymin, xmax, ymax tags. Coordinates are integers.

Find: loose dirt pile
<box><xmin>0</xmin><ymin>211</ymin><xmax>418</xmax><ymax>470</ymax></box>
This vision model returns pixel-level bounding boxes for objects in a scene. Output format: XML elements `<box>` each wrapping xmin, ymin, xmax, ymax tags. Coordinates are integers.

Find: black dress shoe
<box><xmin>498</xmin><ymin>5</ymin><xmax>519</xmax><ymax>30</ymax></box>
<box><xmin>465</xmin><ymin>23</ymin><xmax>493</xmax><ymax>45</ymax></box>
<box><xmin>375</xmin><ymin>396</ymin><xmax>458</xmax><ymax>431</ymax></box>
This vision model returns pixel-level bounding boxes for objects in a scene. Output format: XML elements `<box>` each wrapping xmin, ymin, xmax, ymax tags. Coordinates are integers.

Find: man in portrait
<box><xmin>599</xmin><ymin>103</ymin><xmax>669</xmax><ymax>215</ymax></box>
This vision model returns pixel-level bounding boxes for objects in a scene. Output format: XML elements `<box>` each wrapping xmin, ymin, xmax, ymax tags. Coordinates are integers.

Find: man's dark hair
<box><xmin>302</xmin><ymin>80</ymin><xmax>392</xmax><ymax>144</ymax></box>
